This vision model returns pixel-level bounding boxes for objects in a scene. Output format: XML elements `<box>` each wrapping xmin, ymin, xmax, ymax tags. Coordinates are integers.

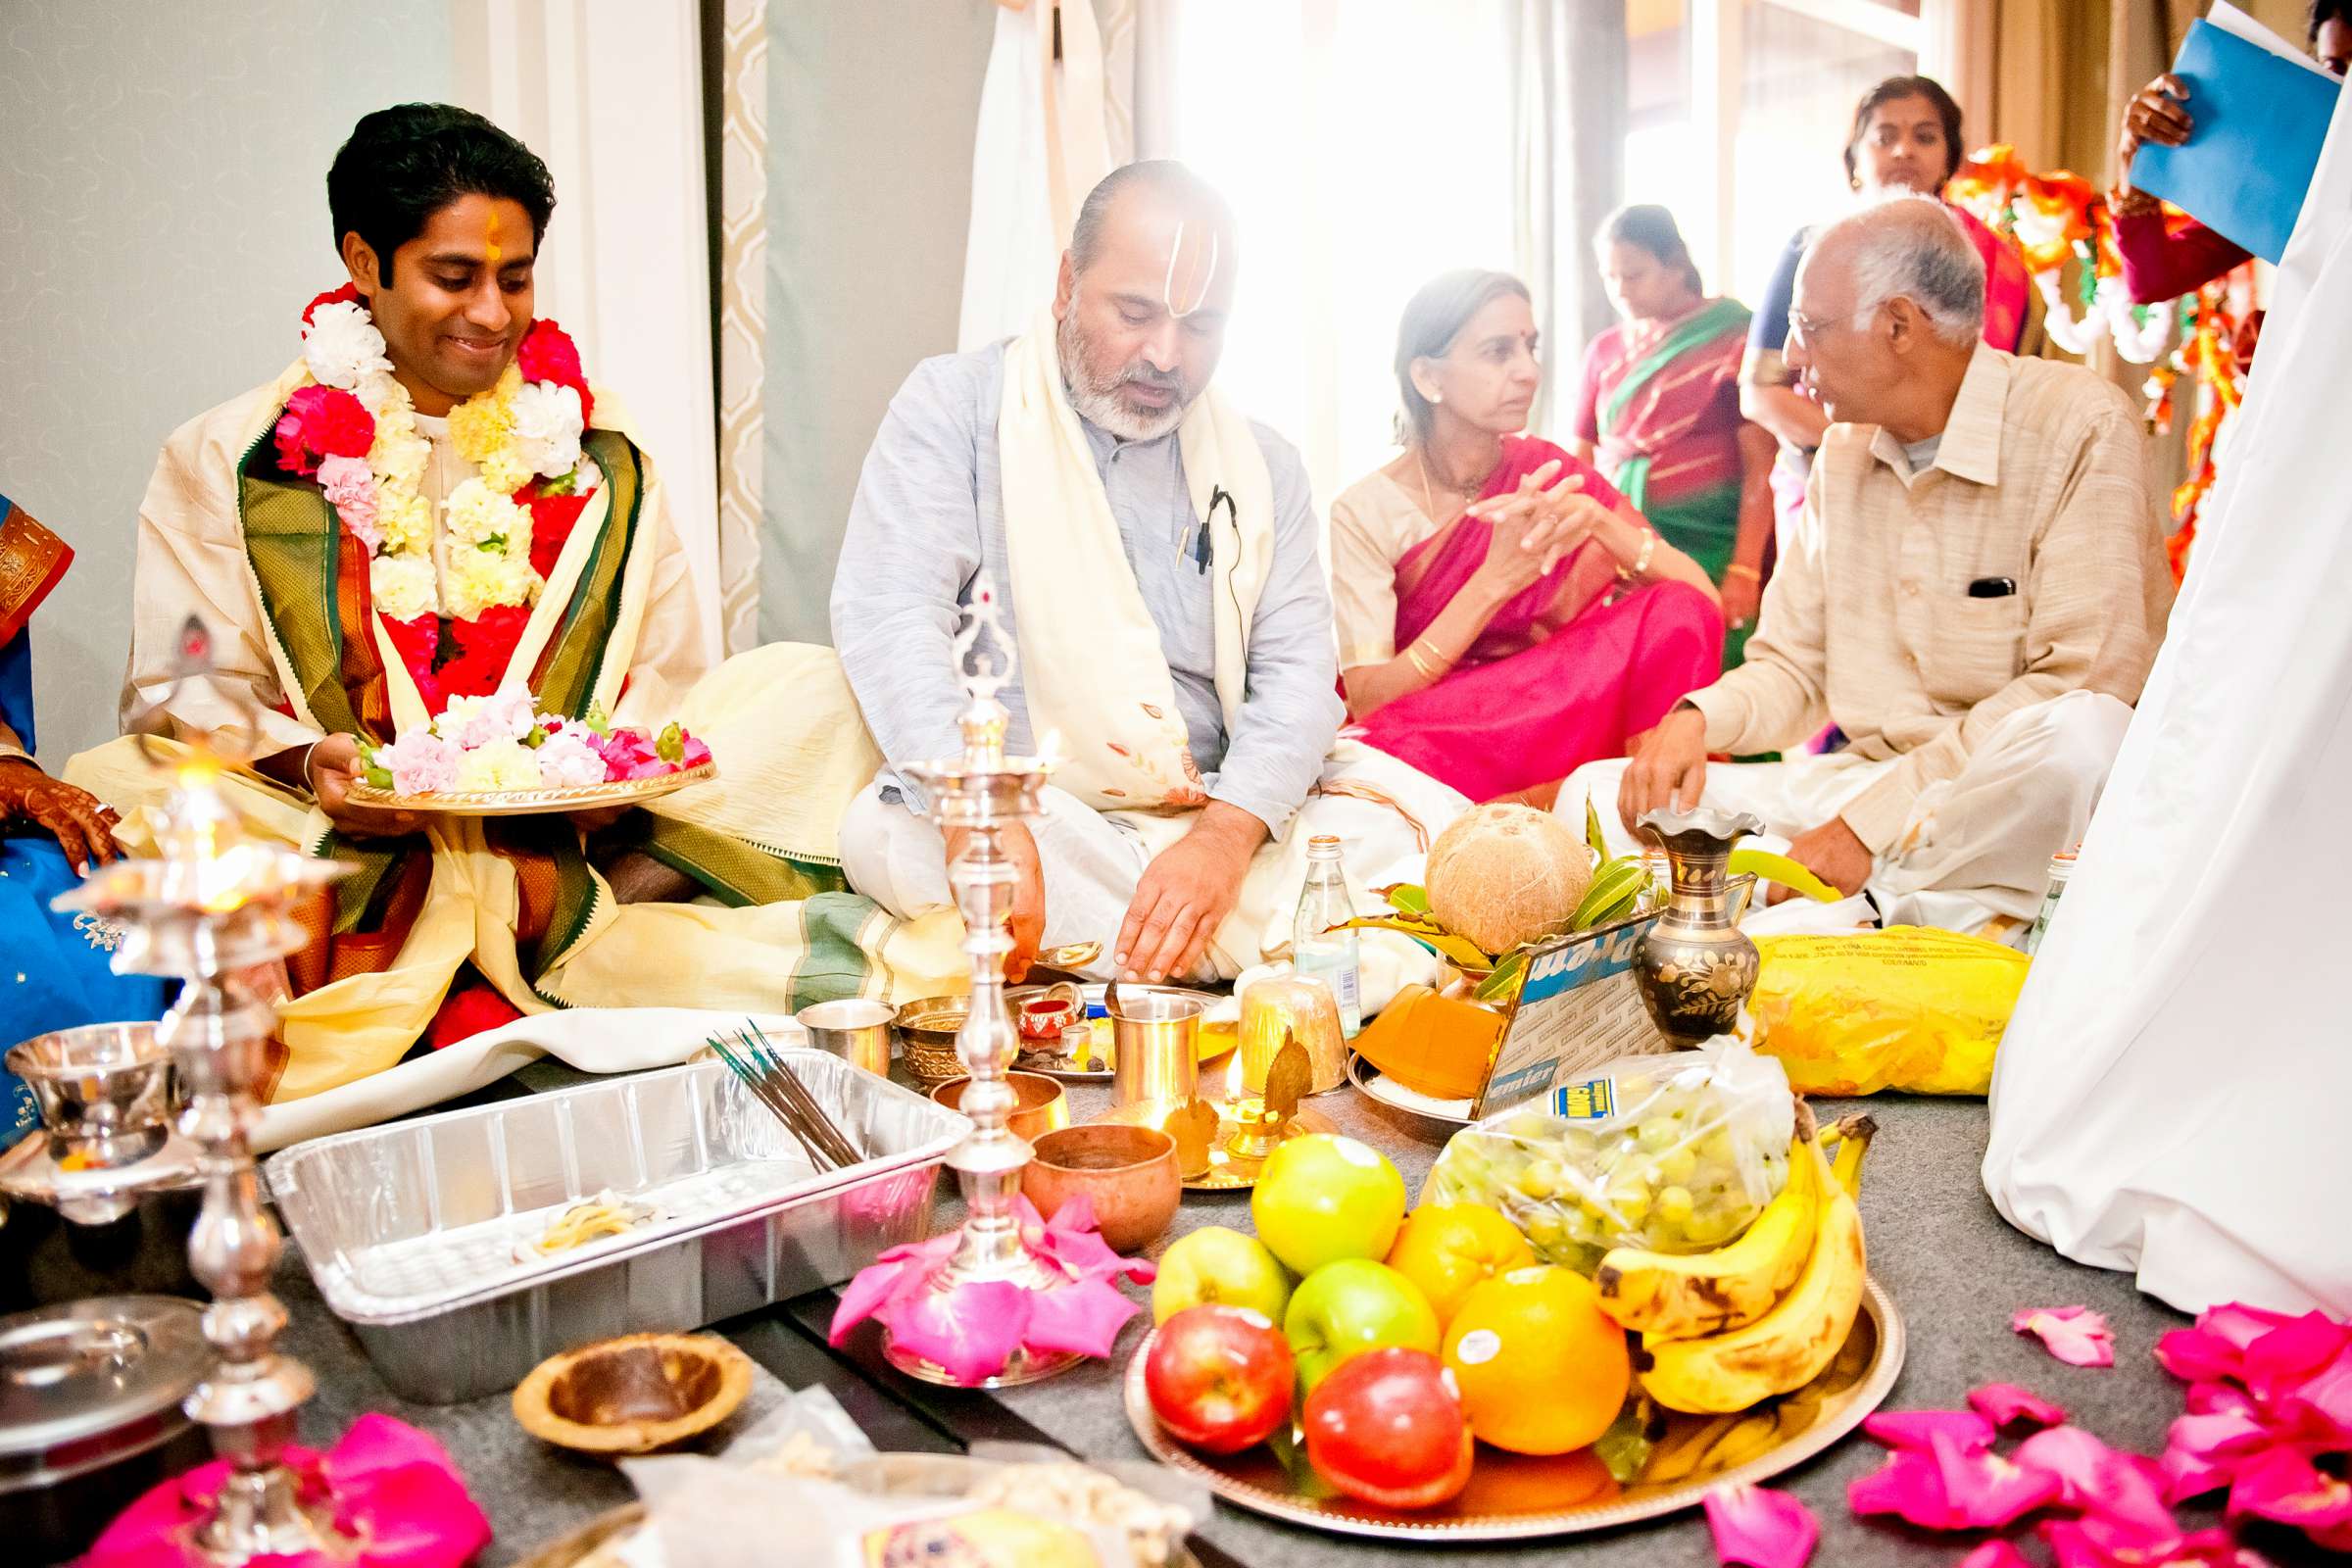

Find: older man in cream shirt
<box><xmin>1580</xmin><ymin>196</ymin><xmax>2173</xmax><ymax>934</ymax></box>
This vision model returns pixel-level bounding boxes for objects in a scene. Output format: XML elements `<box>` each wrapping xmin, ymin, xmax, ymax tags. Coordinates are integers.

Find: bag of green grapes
<box><xmin>1421</xmin><ymin>1039</ymin><xmax>1797</xmax><ymax>1275</ymax></box>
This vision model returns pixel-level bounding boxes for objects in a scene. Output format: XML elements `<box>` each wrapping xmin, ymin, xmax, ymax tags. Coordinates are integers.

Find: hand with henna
<box><xmin>0</xmin><ymin>757</ymin><xmax>124</xmax><ymax>875</ymax></box>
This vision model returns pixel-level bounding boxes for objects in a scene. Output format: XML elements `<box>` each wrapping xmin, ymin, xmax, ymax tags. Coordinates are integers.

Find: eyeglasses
<box><xmin>1788</xmin><ymin>302</ymin><xmax>1878</xmax><ymax>348</ymax></box>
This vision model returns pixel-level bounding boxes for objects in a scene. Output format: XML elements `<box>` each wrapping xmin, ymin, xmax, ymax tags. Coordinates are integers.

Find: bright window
<box><xmin>1170</xmin><ymin>0</ymin><xmax>1518</xmax><ymax>509</ymax></box>
<box><xmin>1626</xmin><ymin>0</ymin><xmax>1926</xmax><ymax>308</ymax></box>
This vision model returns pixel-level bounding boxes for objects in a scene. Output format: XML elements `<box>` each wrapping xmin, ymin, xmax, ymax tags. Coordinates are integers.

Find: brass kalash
<box><xmin>15</xmin><ymin>618</ymin><xmax>355</xmax><ymax>1561</ymax></box>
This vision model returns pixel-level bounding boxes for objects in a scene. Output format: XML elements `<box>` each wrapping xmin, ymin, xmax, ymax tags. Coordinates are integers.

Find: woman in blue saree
<box><xmin>1</xmin><ymin>495</ymin><xmax>169</xmax><ymax>1138</ymax></box>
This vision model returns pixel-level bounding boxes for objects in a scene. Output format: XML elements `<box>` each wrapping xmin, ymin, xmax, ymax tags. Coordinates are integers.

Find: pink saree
<box><xmin>1349</xmin><ymin>437</ymin><xmax>1723</xmax><ymax>803</ymax></box>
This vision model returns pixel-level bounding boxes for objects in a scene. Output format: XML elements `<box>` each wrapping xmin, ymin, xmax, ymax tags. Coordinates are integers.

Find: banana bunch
<box><xmin>1598</xmin><ymin>1116</ymin><xmax>1876</xmax><ymax>1415</ymax></box>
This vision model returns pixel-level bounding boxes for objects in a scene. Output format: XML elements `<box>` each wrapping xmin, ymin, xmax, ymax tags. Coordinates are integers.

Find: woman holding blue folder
<box><xmin>2111</xmin><ymin>2</ymin><xmax>2350</xmax><ymax>303</ymax></box>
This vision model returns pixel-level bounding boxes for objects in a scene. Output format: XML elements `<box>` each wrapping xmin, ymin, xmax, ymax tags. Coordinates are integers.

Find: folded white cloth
<box><xmin>255</xmin><ymin>1007</ymin><xmax>798</xmax><ymax>1153</ymax></box>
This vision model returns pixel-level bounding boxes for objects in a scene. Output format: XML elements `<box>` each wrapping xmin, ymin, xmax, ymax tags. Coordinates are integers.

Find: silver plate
<box><xmin>1345</xmin><ymin>1052</ymin><xmax>1477</xmax><ymax>1133</ymax></box>
<box><xmin>1122</xmin><ymin>1278</ymin><xmax>1905</xmax><ymax>1541</ymax></box>
<box><xmin>265</xmin><ymin>1053</ymin><xmax>965</xmax><ymax>1403</ymax></box>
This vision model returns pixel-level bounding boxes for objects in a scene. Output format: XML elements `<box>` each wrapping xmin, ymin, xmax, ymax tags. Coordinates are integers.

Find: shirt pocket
<box><xmin>1920</xmin><ymin>592</ymin><xmax>2025</xmax><ymax>708</ymax></box>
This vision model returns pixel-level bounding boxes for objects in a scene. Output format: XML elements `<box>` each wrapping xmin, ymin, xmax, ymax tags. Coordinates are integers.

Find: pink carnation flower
<box><xmin>317</xmin><ymin>455</ymin><xmax>383</xmax><ymax>551</ymax></box>
<box><xmin>384</xmin><ymin>730</ymin><xmax>460</xmax><ymax>796</ymax></box>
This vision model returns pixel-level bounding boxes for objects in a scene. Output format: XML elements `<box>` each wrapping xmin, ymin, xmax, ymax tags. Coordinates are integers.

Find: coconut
<box><xmin>1424</xmin><ymin>803</ymin><xmax>1595</xmax><ymax>956</ymax></box>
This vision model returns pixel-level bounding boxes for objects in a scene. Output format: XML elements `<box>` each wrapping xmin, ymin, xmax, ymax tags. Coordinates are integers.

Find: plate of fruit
<box><xmin>1125</xmin><ymin>1118</ymin><xmax>1903</xmax><ymax>1540</ymax></box>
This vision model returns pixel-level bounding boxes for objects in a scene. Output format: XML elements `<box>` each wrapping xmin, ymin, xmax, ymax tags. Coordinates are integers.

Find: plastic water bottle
<box><xmin>1292</xmin><ymin>834</ymin><xmax>1363</xmax><ymax>1038</ymax></box>
<box><xmin>2023</xmin><ymin>845</ymin><xmax>2078</xmax><ymax>956</ymax></box>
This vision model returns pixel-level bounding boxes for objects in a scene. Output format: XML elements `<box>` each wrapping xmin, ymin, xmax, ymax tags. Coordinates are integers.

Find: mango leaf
<box><xmin>1727</xmin><ymin>848</ymin><xmax>1839</xmax><ymax>903</ymax></box>
<box><xmin>1336</xmin><ymin>916</ymin><xmax>1495</xmax><ymax>972</ymax></box>
<box><xmin>1380</xmin><ymin>882</ymin><xmax>1431</xmax><ymax>917</ymax></box>
<box><xmin>1473</xmin><ymin>950</ymin><xmax>1530</xmax><ymax>1003</ymax></box>
<box><xmin>1584</xmin><ymin>791</ymin><xmax>1609</xmax><ymax>859</ymax></box>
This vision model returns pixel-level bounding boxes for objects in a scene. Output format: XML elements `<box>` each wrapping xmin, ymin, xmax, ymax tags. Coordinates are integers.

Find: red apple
<box><xmin>1301</xmin><ymin>1346</ymin><xmax>1475</xmax><ymax>1511</ymax></box>
<box><xmin>1144</xmin><ymin>1304</ymin><xmax>1297</xmax><ymax>1454</ymax></box>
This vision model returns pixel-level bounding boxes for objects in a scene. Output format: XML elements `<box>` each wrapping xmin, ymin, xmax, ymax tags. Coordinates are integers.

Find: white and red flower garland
<box><xmin>274</xmin><ymin>284</ymin><xmax>603</xmax><ymax>713</ymax></box>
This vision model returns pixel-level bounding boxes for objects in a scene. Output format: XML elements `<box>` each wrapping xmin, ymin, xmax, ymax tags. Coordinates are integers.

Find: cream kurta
<box><xmin>75</xmin><ymin>363</ymin><xmax>963</xmax><ymax>1119</ymax></box>
<box><xmin>121</xmin><ymin>365</ymin><xmax>709</xmax><ymax>753</ymax></box>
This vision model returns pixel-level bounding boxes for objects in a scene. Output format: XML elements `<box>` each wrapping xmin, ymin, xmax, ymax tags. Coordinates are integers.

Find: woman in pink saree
<box><xmin>1329</xmin><ymin>270</ymin><xmax>1724</xmax><ymax>806</ymax></box>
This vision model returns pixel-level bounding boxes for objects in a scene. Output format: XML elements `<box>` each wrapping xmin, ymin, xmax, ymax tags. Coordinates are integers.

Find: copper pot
<box><xmin>929</xmin><ymin>1071</ymin><xmax>1069</xmax><ymax>1144</ymax></box>
<box><xmin>1020</xmin><ymin>1124</ymin><xmax>1180</xmax><ymax>1253</ymax></box>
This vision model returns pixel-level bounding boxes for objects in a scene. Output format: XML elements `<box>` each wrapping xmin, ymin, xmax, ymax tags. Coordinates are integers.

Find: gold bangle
<box><xmin>1620</xmin><ymin>529</ymin><xmax>1657</xmax><ymax>580</ymax></box>
<box><xmin>1725</xmin><ymin>563</ymin><xmax>1762</xmax><ymax>583</ymax></box>
<box><xmin>1405</xmin><ymin>640</ymin><xmax>1449</xmax><ymax>681</ymax></box>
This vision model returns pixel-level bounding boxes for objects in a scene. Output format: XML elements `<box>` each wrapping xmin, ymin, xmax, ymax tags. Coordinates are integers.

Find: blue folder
<box><xmin>2129</xmin><ymin>18</ymin><xmax>2341</xmax><ymax>264</ymax></box>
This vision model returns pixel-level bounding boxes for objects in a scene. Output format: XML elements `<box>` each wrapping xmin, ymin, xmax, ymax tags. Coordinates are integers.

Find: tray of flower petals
<box><xmin>346</xmin><ymin>692</ymin><xmax>714</xmax><ymax>815</ymax></box>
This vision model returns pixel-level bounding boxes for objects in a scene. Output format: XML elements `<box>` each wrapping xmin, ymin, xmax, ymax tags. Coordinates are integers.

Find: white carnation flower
<box><xmin>303</xmin><ymin>301</ymin><xmax>391</xmax><ymax>390</ymax></box>
<box><xmin>370</xmin><ymin>554</ymin><xmax>438</xmax><ymax>622</ymax></box>
<box><xmin>536</xmin><ymin>727</ymin><xmax>609</xmax><ymax>788</ymax></box>
<box><xmin>510</xmin><ymin>381</ymin><xmax>584</xmax><ymax>478</ymax></box>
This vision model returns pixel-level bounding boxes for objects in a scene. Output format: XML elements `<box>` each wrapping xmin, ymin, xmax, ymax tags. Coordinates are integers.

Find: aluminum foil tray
<box><xmin>265</xmin><ymin>1053</ymin><xmax>965</xmax><ymax>1403</ymax></box>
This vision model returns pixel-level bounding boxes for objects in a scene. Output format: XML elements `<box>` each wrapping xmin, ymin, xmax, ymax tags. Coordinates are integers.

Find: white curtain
<box><xmin>1160</xmin><ymin>0</ymin><xmax>1519</xmax><ymax>512</ymax></box>
<box><xmin>957</xmin><ymin>0</ymin><xmax>1122</xmax><ymax>350</ymax></box>
<box><xmin>1511</xmin><ymin>0</ymin><xmax>1626</xmax><ymax>437</ymax></box>
<box><xmin>451</xmin><ymin>0</ymin><xmax>722</xmax><ymax>663</ymax></box>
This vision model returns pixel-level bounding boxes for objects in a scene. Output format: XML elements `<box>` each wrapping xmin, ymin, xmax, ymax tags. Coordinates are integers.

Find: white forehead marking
<box><xmin>1164</xmin><ymin>218</ymin><xmax>1221</xmax><ymax>318</ymax></box>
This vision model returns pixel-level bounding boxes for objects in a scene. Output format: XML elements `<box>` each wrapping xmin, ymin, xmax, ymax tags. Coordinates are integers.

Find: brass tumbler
<box><xmin>1109</xmin><ymin>993</ymin><xmax>1202</xmax><ymax>1111</ymax></box>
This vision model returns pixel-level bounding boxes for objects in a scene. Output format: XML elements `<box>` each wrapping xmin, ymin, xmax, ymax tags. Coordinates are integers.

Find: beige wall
<box><xmin>0</xmin><ymin>1</ymin><xmax>454</xmax><ymax>767</ymax></box>
<box><xmin>759</xmin><ymin>0</ymin><xmax>997</xmax><ymax>643</ymax></box>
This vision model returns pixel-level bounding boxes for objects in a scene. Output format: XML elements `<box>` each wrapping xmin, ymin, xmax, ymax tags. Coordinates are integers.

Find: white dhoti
<box><xmin>1561</xmin><ymin>689</ymin><xmax>2132</xmax><ymax>934</ymax></box>
<box><xmin>840</xmin><ymin>741</ymin><xmax>1464</xmax><ymax>1005</ymax></box>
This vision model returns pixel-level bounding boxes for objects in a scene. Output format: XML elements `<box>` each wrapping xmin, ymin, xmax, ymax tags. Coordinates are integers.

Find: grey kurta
<box><xmin>829</xmin><ymin>341</ymin><xmax>1342</xmax><ymax>835</ymax></box>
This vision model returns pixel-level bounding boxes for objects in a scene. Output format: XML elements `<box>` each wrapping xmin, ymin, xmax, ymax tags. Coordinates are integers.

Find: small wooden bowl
<box><xmin>1022</xmin><ymin>1124</ymin><xmax>1181</xmax><ymax>1252</ymax></box>
<box><xmin>929</xmin><ymin>1071</ymin><xmax>1069</xmax><ymax>1143</ymax></box>
<box><xmin>512</xmin><ymin>1332</ymin><xmax>754</xmax><ymax>1457</ymax></box>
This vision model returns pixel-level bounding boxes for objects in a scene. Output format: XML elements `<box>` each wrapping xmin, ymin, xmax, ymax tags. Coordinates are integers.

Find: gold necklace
<box><xmin>1413</xmin><ymin>444</ymin><xmax>1500</xmax><ymax>521</ymax></box>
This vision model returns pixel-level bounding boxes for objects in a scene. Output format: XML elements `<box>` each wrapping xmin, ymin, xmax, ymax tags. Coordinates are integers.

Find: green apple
<box><xmin>1284</xmin><ymin>1258</ymin><xmax>1442</xmax><ymax>1396</ymax></box>
<box><xmin>1250</xmin><ymin>1133</ymin><xmax>1407</xmax><ymax>1277</ymax></box>
<box><xmin>1152</xmin><ymin>1226</ymin><xmax>1295</xmax><ymax>1326</ymax></box>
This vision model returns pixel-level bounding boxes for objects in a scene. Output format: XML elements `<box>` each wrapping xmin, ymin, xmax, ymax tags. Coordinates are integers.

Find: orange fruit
<box><xmin>1442</xmin><ymin>1265</ymin><xmax>1631</xmax><ymax>1455</ymax></box>
<box><xmin>1385</xmin><ymin>1204</ymin><xmax>1536</xmax><ymax>1328</ymax></box>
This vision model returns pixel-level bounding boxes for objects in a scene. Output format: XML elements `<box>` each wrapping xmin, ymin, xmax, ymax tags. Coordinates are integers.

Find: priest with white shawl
<box><xmin>834</xmin><ymin>162</ymin><xmax>1464</xmax><ymax>991</ymax></box>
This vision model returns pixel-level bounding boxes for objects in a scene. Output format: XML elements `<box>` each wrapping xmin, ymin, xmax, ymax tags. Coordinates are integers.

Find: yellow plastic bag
<box><xmin>1746</xmin><ymin>927</ymin><xmax>2030</xmax><ymax>1097</ymax></box>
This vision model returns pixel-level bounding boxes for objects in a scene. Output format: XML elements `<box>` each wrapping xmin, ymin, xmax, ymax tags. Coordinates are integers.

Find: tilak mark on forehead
<box><xmin>1163</xmin><ymin>219</ymin><xmax>1220</xmax><ymax>318</ymax></box>
<box><xmin>485</xmin><ymin>206</ymin><xmax>502</xmax><ymax>267</ymax></box>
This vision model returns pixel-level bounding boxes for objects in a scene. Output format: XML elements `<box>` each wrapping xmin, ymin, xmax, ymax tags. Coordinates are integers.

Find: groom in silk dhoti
<box><xmin>78</xmin><ymin>106</ymin><xmax>956</xmax><ymax>1106</ymax></box>
<box><xmin>834</xmin><ymin>162</ymin><xmax>1463</xmax><ymax>993</ymax></box>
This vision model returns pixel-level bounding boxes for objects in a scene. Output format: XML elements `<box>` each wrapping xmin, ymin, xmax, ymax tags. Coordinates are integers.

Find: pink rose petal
<box><xmin>876</xmin><ymin>1277</ymin><xmax>1031</xmax><ymax>1387</ymax></box>
<box><xmin>1933</xmin><ymin>1431</ymin><xmax>2066</xmax><ymax>1529</ymax></box>
<box><xmin>1022</xmin><ymin>1273</ymin><xmax>1146</xmax><ymax>1359</ymax></box>
<box><xmin>2014</xmin><ymin>1306</ymin><xmax>2115</xmax><ymax>1368</ymax></box>
<box><xmin>2012</xmin><ymin>1426</ymin><xmax>2176</xmax><ymax>1535</ymax></box>
<box><xmin>1971</xmin><ymin>1383</ymin><xmax>2069</xmax><ymax>1432</ymax></box>
<box><xmin>1849</xmin><ymin>1440</ymin><xmax>2061</xmax><ymax>1532</ymax></box>
<box><xmin>2160</xmin><ymin>1407</ymin><xmax>2274</xmax><ymax>1503</ymax></box>
<box><xmin>1864</xmin><ymin>1408</ymin><xmax>1996</xmax><ymax>1452</ymax></box>
<box><xmin>2238</xmin><ymin>1313</ymin><xmax>2352</xmax><ymax>1405</ymax></box>
<box><xmin>1955</xmin><ymin>1544</ymin><xmax>2036</xmax><ymax>1568</ymax></box>
<box><xmin>2202</xmin><ymin>1302</ymin><xmax>2302</xmax><ymax>1351</ymax></box>
<box><xmin>2286</xmin><ymin>1357</ymin><xmax>2352</xmax><ymax>1436</ymax></box>
<box><xmin>2225</xmin><ymin>1446</ymin><xmax>2352</xmax><ymax>1531</ymax></box>
<box><xmin>1703</xmin><ymin>1483</ymin><xmax>1818</xmax><ymax>1568</ymax></box>
<box><xmin>2156</xmin><ymin>1326</ymin><xmax>2244</xmax><ymax>1385</ymax></box>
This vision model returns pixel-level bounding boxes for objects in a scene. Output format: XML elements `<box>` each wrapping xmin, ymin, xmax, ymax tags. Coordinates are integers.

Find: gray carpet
<box><xmin>266</xmin><ymin>1079</ymin><xmax>2333</xmax><ymax>1566</ymax></box>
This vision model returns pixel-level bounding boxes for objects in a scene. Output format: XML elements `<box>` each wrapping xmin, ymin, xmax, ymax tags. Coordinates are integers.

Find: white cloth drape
<box><xmin>1981</xmin><ymin>85</ymin><xmax>2352</xmax><ymax>1317</ymax></box>
<box><xmin>452</xmin><ymin>0</ymin><xmax>722</xmax><ymax>663</ymax></box>
<box><xmin>957</xmin><ymin>0</ymin><xmax>1122</xmax><ymax>351</ymax></box>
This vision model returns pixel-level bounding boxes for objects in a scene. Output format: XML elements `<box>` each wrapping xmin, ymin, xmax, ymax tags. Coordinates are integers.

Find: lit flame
<box><xmin>1035</xmin><ymin>729</ymin><xmax>1065</xmax><ymax>769</ymax></box>
<box><xmin>1223</xmin><ymin>1047</ymin><xmax>1246</xmax><ymax>1102</ymax></box>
